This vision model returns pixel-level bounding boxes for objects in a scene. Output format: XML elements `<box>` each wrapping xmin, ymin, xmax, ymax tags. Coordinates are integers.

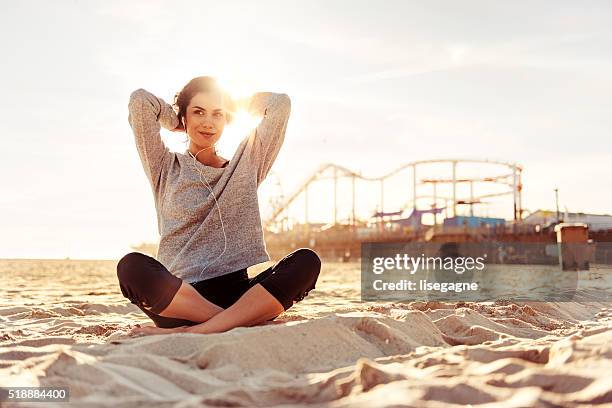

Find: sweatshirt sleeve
<box><xmin>127</xmin><ymin>88</ymin><xmax>179</xmax><ymax>192</ymax></box>
<box><xmin>247</xmin><ymin>92</ymin><xmax>291</xmax><ymax>185</ymax></box>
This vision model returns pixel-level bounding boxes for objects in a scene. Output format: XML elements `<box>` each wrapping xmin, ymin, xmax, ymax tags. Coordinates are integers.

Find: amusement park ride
<box><xmin>264</xmin><ymin>158</ymin><xmax>523</xmax><ymax>230</ymax></box>
<box><xmin>262</xmin><ymin>158</ymin><xmax>533</xmax><ymax>259</ymax></box>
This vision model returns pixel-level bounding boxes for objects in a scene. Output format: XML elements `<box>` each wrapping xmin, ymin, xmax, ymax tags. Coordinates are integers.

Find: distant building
<box><xmin>443</xmin><ymin>216</ymin><xmax>505</xmax><ymax>228</ymax></box>
<box><xmin>524</xmin><ymin>210</ymin><xmax>612</xmax><ymax>231</ymax></box>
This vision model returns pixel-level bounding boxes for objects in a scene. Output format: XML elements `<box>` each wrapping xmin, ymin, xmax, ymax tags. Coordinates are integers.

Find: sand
<box><xmin>1</xmin><ymin>259</ymin><xmax>611</xmax><ymax>407</ymax></box>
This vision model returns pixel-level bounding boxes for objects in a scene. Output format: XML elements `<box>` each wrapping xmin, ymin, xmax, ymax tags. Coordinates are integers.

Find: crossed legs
<box><xmin>116</xmin><ymin>248</ymin><xmax>321</xmax><ymax>333</ymax></box>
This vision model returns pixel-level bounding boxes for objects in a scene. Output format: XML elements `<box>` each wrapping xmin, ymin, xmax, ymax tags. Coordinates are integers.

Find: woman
<box><xmin>117</xmin><ymin>76</ymin><xmax>321</xmax><ymax>336</ymax></box>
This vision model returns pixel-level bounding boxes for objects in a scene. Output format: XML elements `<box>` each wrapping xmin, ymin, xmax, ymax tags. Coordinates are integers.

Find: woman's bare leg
<box><xmin>184</xmin><ymin>284</ymin><xmax>285</xmax><ymax>334</ymax></box>
<box><xmin>154</xmin><ymin>281</ymin><xmax>224</xmax><ymax>322</ymax></box>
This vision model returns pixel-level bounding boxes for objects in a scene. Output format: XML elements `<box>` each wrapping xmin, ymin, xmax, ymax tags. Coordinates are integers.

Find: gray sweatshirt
<box><xmin>127</xmin><ymin>88</ymin><xmax>290</xmax><ymax>283</ymax></box>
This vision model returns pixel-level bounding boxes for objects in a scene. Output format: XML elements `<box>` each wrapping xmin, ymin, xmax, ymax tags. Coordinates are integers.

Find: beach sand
<box><xmin>1</xmin><ymin>259</ymin><xmax>611</xmax><ymax>407</ymax></box>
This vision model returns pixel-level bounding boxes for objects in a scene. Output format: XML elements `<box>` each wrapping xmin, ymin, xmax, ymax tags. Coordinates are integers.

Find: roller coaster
<box><xmin>264</xmin><ymin>158</ymin><xmax>523</xmax><ymax>232</ymax></box>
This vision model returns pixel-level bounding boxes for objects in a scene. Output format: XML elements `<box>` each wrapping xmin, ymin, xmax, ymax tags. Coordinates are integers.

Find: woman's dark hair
<box><xmin>172</xmin><ymin>76</ymin><xmax>236</xmax><ymax>127</ymax></box>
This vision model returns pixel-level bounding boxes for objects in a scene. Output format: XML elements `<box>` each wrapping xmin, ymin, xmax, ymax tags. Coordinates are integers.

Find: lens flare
<box><xmin>217</xmin><ymin>101</ymin><xmax>264</xmax><ymax>156</ymax></box>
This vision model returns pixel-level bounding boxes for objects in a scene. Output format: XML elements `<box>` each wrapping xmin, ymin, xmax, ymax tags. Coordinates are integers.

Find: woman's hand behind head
<box><xmin>171</xmin><ymin>120</ymin><xmax>186</xmax><ymax>132</ymax></box>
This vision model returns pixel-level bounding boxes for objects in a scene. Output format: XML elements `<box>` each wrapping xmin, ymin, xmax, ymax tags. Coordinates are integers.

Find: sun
<box><xmin>214</xmin><ymin>75</ymin><xmax>265</xmax><ymax>156</ymax></box>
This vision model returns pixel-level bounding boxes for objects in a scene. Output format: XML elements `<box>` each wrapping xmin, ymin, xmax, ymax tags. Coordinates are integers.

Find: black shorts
<box><xmin>116</xmin><ymin>248</ymin><xmax>321</xmax><ymax>328</ymax></box>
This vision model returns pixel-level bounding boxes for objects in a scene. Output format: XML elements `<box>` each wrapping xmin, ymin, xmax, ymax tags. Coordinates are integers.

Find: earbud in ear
<box><xmin>182</xmin><ymin>117</ymin><xmax>187</xmax><ymax>133</ymax></box>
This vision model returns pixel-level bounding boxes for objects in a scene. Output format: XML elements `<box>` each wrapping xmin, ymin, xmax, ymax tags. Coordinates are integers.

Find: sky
<box><xmin>1</xmin><ymin>0</ymin><xmax>611</xmax><ymax>259</ymax></box>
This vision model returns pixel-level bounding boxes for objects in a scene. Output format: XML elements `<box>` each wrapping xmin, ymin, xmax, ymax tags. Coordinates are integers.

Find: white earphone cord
<box><xmin>188</xmin><ymin>145</ymin><xmax>228</xmax><ymax>282</ymax></box>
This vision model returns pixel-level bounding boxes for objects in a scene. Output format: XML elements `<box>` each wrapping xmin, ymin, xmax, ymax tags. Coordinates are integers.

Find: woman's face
<box><xmin>184</xmin><ymin>91</ymin><xmax>228</xmax><ymax>147</ymax></box>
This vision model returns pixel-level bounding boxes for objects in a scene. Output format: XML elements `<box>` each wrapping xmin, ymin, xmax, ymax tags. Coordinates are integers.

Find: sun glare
<box><xmin>217</xmin><ymin>107</ymin><xmax>264</xmax><ymax>155</ymax></box>
<box><xmin>209</xmin><ymin>74</ymin><xmax>266</xmax><ymax>155</ymax></box>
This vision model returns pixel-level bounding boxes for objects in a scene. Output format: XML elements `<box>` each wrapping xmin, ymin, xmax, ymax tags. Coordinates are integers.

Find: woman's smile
<box><xmin>199</xmin><ymin>130</ymin><xmax>216</xmax><ymax>138</ymax></box>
